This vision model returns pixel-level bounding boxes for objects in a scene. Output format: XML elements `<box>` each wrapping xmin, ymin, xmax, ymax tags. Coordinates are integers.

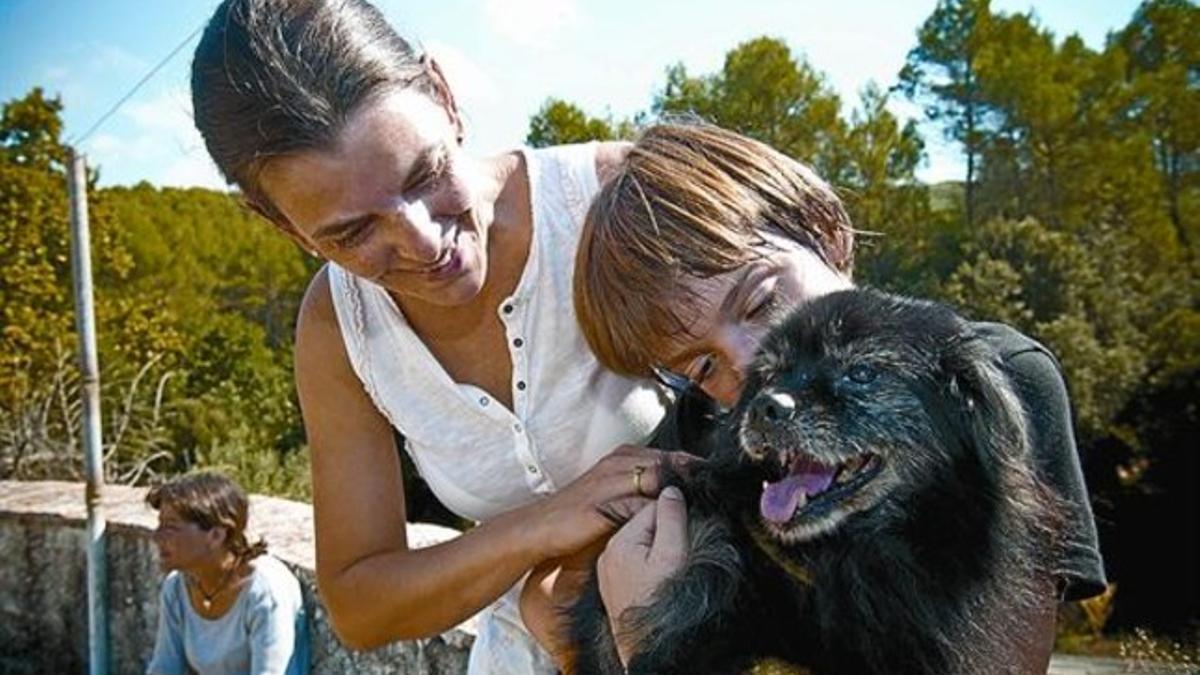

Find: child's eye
<box><xmin>746</xmin><ymin>280</ymin><xmax>779</xmax><ymax>320</ymax></box>
<box><xmin>688</xmin><ymin>354</ymin><xmax>717</xmax><ymax>384</ymax></box>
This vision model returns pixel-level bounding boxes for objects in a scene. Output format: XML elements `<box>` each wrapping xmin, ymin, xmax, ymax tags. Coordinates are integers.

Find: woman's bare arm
<box><xmin>296</xmin><ymin>266</ymin><xmax>663</xmax><ymax>649</ymax></box>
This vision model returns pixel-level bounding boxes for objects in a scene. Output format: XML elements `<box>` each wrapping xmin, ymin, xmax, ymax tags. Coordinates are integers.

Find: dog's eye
<box><xmin>845</xmin><ymin>364</ymin><xmax>878</xmax><ymax>385</ymax></box>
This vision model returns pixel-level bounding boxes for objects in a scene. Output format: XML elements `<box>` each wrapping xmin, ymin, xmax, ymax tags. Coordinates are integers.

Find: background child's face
<box><xmin>151</xmin><ymin>505</ymin><xmax>221</xmax><ymax>572</ymax></box>
<box><xmin>656</xmin><ymin>241</ymin><xmax>852</xmax><ymax>407</ymax></box>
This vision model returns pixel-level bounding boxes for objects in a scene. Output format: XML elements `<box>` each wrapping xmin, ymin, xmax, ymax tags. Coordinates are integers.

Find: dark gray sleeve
<box><xmin>1001</xmin><ymin>341</ymin><xmax>1108</xmax><ymax>601</ymax></box>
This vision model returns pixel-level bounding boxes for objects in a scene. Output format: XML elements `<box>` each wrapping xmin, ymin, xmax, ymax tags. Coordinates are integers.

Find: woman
<box><xmin>146</xmin><ymin>472</ymin><xmax>308</xmax><ymax>675</ymax></box>
<box><xmin>190</xmin><ymin>1</ymin><xmax>669</xmax><ymax>672</ymax></box>
<box><xmin>569</xmin><ymin>122</ymin><xmax>1107</xmax><ymax>670</ymax></box>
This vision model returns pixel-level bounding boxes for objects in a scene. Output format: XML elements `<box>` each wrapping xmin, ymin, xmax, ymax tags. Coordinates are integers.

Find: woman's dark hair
<box><xmin>192</xmin><ymin>0</ymin><xmax>440</xmax><ymax>221</ymax></box>
<box><xmin>146</xmin><ymin>471</ymin><xmax>267</xmax><ymax>562</ymax></box>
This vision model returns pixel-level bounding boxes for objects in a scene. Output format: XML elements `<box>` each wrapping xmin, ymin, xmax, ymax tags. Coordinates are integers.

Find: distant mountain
<box><xmin>929</xmin><ymin>181</ymin><xmax>964</xmax><ymax>214</ymax></box>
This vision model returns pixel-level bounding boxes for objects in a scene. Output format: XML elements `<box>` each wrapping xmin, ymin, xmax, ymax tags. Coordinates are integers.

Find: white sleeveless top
<box><xmin>327</xmin><ymin>143</ymin><xmax>666</xmax><ymax>673</ymax></box>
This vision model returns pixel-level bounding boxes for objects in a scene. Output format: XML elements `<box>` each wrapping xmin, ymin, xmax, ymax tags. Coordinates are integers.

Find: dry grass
<box><xmin>1117</xmin><ymin>629</ymin><xmax>1200</xmax><ymax>673</ymax></box>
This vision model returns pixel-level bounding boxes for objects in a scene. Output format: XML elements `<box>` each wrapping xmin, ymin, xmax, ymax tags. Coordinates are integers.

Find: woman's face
<box><xmin>152</xmin><ymin>505</ymin><xmax>222</xmax><ymax>572</ymax></box>
<box><xmin>258</xmin><ymin>88</ymin><xmax>486</xmax><ymax>307</ymax></box>
<box><xmin>657</xmin><ymin>242</ymin><xmax>853</xmax><ymax>407</ymax></box>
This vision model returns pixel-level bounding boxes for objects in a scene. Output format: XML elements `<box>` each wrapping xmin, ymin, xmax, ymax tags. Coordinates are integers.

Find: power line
<box><xmin>68</xmin><ymin>22</ymin><xmax>206</xmax><ymax>147</ymax></box>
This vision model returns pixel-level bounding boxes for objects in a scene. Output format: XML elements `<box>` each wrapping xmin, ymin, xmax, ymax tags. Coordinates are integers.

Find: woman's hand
<box><xmin>526</xmin><ymin>445</ymin><xmax>672</xmax><ymax>559</ymax></box>
<box><xmin>520</xmin><ymin>540</ymin><xmax>609</xmax><ymax>670</ymax></box>
<box><xmin>598</xmin><ymin>486</ymin><xmax>689</xmax><ymax>667</ymax></box>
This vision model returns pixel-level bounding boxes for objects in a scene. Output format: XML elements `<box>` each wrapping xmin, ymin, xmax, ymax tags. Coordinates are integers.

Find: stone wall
<box><xmin>0</xmin><ymin>480</ymin><xmax>474</xmax><ymax>674</ymax></box>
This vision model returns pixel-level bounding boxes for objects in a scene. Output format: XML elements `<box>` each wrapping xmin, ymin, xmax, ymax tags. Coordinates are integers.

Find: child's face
<box><xmin>151</xmin><ymin>505</ymin><xmax>220</xmax><ymax>572</ymax></box>
<box><xmin>655</xmin><ymin>241</ymin><xmax>852</xmax><ymax>407</ymax></box>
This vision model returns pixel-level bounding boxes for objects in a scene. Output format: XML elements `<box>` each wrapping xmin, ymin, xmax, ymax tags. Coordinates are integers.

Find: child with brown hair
<box><xmin>146</xmin><ymin>472</ymin><xmax>308</xmax><ymax>675</ymax></box>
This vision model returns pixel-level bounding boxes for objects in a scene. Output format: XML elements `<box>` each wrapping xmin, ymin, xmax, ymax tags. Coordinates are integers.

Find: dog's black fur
<box><xmin>568</xmin><ymin>289</ymin><xmax>1060</xmax><ymax>675</ymax></box>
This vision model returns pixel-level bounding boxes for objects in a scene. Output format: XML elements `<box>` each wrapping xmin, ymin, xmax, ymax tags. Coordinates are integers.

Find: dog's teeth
<box><xmin>835</xmin><ymin>456</ymin><xmax>867</xmax><ymax>484</ymax></box>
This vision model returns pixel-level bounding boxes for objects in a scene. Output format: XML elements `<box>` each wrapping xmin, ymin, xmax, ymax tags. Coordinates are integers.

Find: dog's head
<box><xmin>732</xmin><ymin>288</ymin><xmax>1028</xmax><ymax>545</ymax></box>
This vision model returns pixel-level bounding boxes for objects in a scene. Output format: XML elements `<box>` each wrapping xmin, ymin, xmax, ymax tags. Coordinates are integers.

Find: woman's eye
<box><xmin>336</xmin><ymin>221</ymin><xmax>374</xmax><ymax>249</ymax></box>
<box><xmin>845</xmin><ymin>364</ymin><xmax>878</xmax><ymax>385</ymax></box>
<box><xmin>413</xmin><ymin>152</ymin><xmax>450</xmax><ymax>195</ymax></box>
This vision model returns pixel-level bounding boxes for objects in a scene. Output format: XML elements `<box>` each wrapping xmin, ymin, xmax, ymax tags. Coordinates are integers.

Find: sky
<box><xmin>0</xmin><ymin>0</ymin><xmax>1146</xmax><ymax>190</ymax></box>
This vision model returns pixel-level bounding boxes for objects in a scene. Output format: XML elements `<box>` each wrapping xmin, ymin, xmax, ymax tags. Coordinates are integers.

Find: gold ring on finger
<box><xmin>632</xmin><ymin>465</ymin><xmax>648</xmax><ymax>497</ymax></box>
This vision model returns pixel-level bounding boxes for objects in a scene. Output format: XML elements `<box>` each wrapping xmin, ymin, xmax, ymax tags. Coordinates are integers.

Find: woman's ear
<box><xmin>206</xmin><ymin>525</ymin><xmax>229</xmax><ymax>551</ymax></box>
<box><xmin>424</xmin><ymin>54</ymin><xmax>465</xmax><ymax>144</ymax></box>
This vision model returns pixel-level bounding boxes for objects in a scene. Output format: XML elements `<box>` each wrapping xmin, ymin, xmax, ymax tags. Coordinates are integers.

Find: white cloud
<box><xmin>122</xmin><ymin>88</ymin><xmax>197</xmax><ymax>137</ymax></box>
<box><xmin>87</xmin><ymin>42</ymin><xmax>150</xmax><ymax>74</ymax></box>
<box><xmin>82</xmin><ymin>85</ymin><xmax>226</xmax><ymax>189</ymax></box>
<box><xmin>88</xmin><ymin>133</ymin><xmax>126</xmax><ymax>158</ymax></box>
<box><xmin>482</xmin><ymin>0</ymin><xmax>583</xmax><ymax>48</ymax></box>
<box><xmin>160</xmin><ymin>153</ymin><xmax>228</xmax><ymax>191</ymax></box>
<box><xmin>44</xmin><ymin>65</ymin><xmax>69</xmax><ymax>82</ymax></box>
<box><xmin>916</xmin><ymin>143</ymin><xmax>967</xmax><ymax>185</ymax></box>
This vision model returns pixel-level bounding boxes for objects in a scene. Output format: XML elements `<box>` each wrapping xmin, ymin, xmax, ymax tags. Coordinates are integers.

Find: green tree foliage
<box><xmin>1113</xmin><ymin>0</ymin><xmax>1200</xmax><ymax>258</ymax></box>
<box><xmin>899</xmin><ymin>0</ymin><xmax>995</xmax><ymax>227</ymax></box>
<box><xmin>920</xmin><ymin>2</ymin><xmax>1197</xmax><ymax>444</ymax></box>
<box><xmin>0</xmin><ymin>89</ymin><xmax>315</xmax><ymax>499</ymax></box>
<box><xmin>943</xmin><ymin>218</ymin><xmax>1149</xmax><ymax>439</ymax></box>
<box><xmin>837</xmin><ymin>85</ymin><xmax>950</xmax><ymax>295</ymax></box>
<box><xmin>0</xmin><ymin>90</ymin><xmax>154</xmax><ymax>436</ymax></box>
<box><xmin>654</xmin><ymin>37</ymin><xmax>847</xmax><ymax>181</ymax></box>
<box><xmin>0</xmin><ymin>87</ymin><xmax>67</xmax><ymax>172</ymax></box>
<box><xmin>904</xmin><ymin>2</ymin><xmax>1197</xmax><ymax>635</ymax></box>
<box><xmin>526</xmin><ymin>98</ymin><xmax>635</xmax><ymax>147</ymax></box>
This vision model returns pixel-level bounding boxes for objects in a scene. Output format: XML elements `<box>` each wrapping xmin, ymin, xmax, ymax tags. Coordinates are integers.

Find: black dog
<box><xmin>568</xmin><ymin>289</ymin><xmax>1060</xmax><ymax>675</ymax></box>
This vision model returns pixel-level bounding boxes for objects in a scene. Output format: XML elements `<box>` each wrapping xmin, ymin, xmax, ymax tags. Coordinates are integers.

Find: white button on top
<box><xmin>526</xmin><ymin>465</ymin><xmax>539</xmax><ymax>474</ymax></box>
<box><xmin>513</xmin><ymin>422</ymin><xmax>523</xmax><ymax>433</ymax></box>
<box><xmin>479</xmin><ymin>396</ymin><xmax>490</xmax><ymax>407</ymax></box>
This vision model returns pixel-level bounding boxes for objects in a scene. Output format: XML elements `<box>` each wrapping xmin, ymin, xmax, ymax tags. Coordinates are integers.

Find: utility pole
<box><xmin>67</xmin><ymin>147</ymin><xmax>108</xmax><ymax>675</ymax></box>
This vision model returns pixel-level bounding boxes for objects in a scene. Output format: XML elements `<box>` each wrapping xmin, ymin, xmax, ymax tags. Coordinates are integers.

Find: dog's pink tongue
<box><xmin>760</xmin><ymin>475</ymin><xmax>806</xmax><ymax>523</ymax></box>
<box><xmin>759</xmin><ymin>460</ymin><xmax>838</xmax><ymax>524</ymax></box>
<box><xmin>795</xmin><ymin>458</ymin><xmax>838</xmax><ymax>495</ymax></box>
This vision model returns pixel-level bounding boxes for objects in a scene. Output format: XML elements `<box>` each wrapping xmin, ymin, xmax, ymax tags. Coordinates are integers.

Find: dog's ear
<box><xmin>647</xmin><ymin>373</ymin><xmax>728</xmax><ymax>460</ymax></box>
<box><xmin>944</xmin><ymin>333</ymin><xmax>1030</xmax><ymax>469</ymax></box>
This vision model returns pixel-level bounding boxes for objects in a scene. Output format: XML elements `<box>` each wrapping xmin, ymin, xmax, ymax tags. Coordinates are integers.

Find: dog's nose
<box><xmin>750</xmin><ymin>391</ymin><xmax>797</xmax><ymax>426</ymax></box>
